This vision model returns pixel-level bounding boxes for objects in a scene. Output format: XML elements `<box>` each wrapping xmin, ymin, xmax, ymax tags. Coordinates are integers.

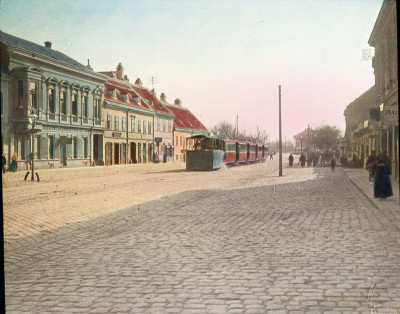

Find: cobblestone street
<box><xmin>3</xmin><ymin>160</ymin><xmax>400</xmax><ymax>313</ymax></box>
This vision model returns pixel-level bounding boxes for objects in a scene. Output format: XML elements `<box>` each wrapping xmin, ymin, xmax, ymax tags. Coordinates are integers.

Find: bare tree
<box><xmin>210</xmin><ymin>121</ymin><xmax>237</xmax><ymax>139</ymax></box>
<box><xmin>210</xmin><ymin>122</ymin><xmax>269</xmax><ymax>144</ymax></box>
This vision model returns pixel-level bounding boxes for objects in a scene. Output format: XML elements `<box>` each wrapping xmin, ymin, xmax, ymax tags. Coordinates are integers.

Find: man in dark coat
<box><xmin>299</xmin><ymin>153</ymin><xmax>306</xmax><ymax>167</ymax></box>
<box><xmin>372</xmin><ymin>154</ymin><xmax>393</xmax><ymax>199</ymax></box>
<box><xmin>288</xmin><ymin>153</ymin><xmax>294</xmax><ymax>167</ymax></box>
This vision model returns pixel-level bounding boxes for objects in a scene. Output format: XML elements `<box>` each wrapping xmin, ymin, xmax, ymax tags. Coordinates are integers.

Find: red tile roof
<box><xmin>131</xmin><ymin>86</ymin><xmax>171</xmax><ymax>114</ymax></box>
<box><xmin>104</xmin><ymin>81</ymin><xmax>152</xmax><ymax>111</ymax></box>
<box><xmin>165</xmin><ymin>104</ymin><xmax>207</xmax><ymax>131</ymax></box>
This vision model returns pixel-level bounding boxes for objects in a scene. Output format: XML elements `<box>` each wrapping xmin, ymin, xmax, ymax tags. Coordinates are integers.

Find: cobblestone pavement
<box><xmin>3</xmin><ymin>163</ymin><xmax>400</xmax><ymax>313</ymax></box>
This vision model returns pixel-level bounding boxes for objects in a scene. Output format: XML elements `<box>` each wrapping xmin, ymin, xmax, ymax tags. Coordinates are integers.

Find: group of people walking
<box><xmin>288</xmin><ymin>152</ymin><xmax>336</xmax><ymax>171</ymax></box>
<box><xmin>365</xmin><ymin>150</ymin><xmax>393</xmax><ymax>200</ymax></box>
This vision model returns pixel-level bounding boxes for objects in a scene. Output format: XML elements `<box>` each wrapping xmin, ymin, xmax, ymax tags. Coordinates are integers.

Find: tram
<box><xmin>186</xmin><ymin>134</ymin><xmax>267</xmax><ymax>171</ymax></box>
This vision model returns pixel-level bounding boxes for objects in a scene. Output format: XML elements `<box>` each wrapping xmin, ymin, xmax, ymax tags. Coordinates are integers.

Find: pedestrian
<box><xmin>372</xmin><ymin>154</ymin><xmax>393</xmax><ymax>199</ymax></box>
<box><xmin>236</xmin><ymin>144</ymin><xmax>240</xmax><ymax>162</ymax></box>
<box><xmin>330</xmin><ymin>157</ymin><xmax>336</xmax><ymax>172</ymax></box>
<box><xmin>288</xmin><ymin>153</ymin><xmax>294</xmax><ymax>167</ymax></box>
<box><xmin>8</xmin><ymin>152</ymin><xmax>18</xmax><ymax>172</ymax></box>
<box><xmin>365</xmin><ymin>150</ymin><xmax>378</xmax><ymax>183</ymax></box>
<box><xmin>270</xmin><ymin>152</ymin><xmax>273</xmax><ymax>160</ymax></box>
<box><xmin>2</xmin><ymin>153</ymin><xmax>6</xmax><ymax>173</ymax></box>
<box><xmin>299</xmin><ymin>153</ymin><xmax>306</xmax><ymax>167</ymax></box>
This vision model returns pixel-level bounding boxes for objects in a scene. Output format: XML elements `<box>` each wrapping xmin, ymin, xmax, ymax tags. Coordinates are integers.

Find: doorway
<box><xmin>130</xmin><ymin>142</ymin><xmax>137</xmax><ymax>163</ymax></box>
<box><xmin>114</xmin><ymin>143</ymin><xmax>120</xmax><ymax>164</ymax></box>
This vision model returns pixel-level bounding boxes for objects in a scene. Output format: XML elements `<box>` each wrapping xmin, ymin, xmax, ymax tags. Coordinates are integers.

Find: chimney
<box><xmin>174</xmin><ymin>98</ymin><xmax>182</xmax><ymax>106</ymax></box>
<box><xmin>44</xmin><ymin>41</ymin><xmax>52</xmax><ymax>49</ymax></box>
<box><xmin>124</xmin><ymin>75</ymin><xmax>129</xmax><ymax>82</ymax></box>
<box><xmin>116</xmin><ymin>63</ymin><xmax>124</xmax><ymax>79</ymax></box>
<box><xmin>160</xmin><ymin>93</ymin><xmax>166</xmax><ymax>102</ymax></box>
<box><xmin>86</xmin><ymin>59</ymin><xmax>93</xmax><ymax>71</ymax></box>
<box><xmin>135</xmin><ymin>78</ymin><xmax>143</xmax><ymax>86</ymax></box>
<box><xmin>151</xmin><ymin>88</ymin><xmax>156</xmax><ymax>96</ymax></box>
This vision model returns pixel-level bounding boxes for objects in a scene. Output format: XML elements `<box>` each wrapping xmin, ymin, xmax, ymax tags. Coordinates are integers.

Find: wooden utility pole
<box><xmin>236</xmin><ymin>115</ymin><xmax>239</xmax><ymax>138</ymax></box>
<box><xmin>279</xmin><ymin>85</ymin><xmax>282</xmax><ymax>176</ymax></box>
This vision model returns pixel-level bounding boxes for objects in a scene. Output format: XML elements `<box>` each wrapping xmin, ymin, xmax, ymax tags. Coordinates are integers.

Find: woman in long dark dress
<box><xmin>372</xmin><ymin>154</ymin><xmax>393</xmax><ymax>199</ymax></box>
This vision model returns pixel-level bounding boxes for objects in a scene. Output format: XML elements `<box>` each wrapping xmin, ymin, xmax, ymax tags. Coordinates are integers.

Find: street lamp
<box><xmin>28</xmin><ymin>111</ymin><xmax>38</xmax><ymax>181</ymax></box>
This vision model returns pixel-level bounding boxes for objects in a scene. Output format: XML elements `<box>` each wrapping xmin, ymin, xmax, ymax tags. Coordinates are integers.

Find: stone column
<box><xmin>77</xmin><ymin>90</ymin><xmax>82</xmax><ymax>119</ymax></box>
<box><xmin>54</xmin><ymin>84</ymin><xmax>59</xmax><ymax>116</ymax></box>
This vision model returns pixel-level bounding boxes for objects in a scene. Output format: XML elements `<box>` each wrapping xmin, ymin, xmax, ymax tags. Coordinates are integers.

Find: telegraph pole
<box><xmin>279</xmin><ymin>85</ymin><xmax>282</xmax><ymax>176</ymax></box>
<box><xmin>236</xmin><ymin>115</ymin><xmax>239</xmax><ymax>138</ymax></box>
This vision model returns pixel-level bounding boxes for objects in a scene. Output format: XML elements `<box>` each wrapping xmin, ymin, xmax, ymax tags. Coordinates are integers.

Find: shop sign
<box><xmin>383</xmin><ymin>104</ymin><xmax>398</xmax><ymax>126</ymax></box>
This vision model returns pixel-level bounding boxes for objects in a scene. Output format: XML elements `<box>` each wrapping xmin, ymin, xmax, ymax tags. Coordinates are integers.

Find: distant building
<box><xmin>343</xmin><ymin>86</ymin><xmax>379</xmax><ymax>165</ymax></box>
<box><xmin>0</xmin><ymin>31</ymin><xmax>106</xmax><ymax>169</ymax></box>
<box><xmin>164</xmin><ymin>98</ymin><xmax>208</xmax><ymax>162</ymax></box>
<box><xmin>293</xmin><ymin>126</ymin><xmax>315</xmax><ymax>154</ymax></box>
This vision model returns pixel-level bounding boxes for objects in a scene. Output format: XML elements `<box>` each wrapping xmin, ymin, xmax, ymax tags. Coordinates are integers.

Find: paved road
<box><xmin>4</xmin><ymin>166</ymin><xmax>400</xmax><ymax>313</ymax></box>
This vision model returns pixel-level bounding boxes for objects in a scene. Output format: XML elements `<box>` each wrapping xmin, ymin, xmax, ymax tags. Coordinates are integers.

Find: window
<box><xmin>157</xmin><ymin>119</ymin><xmax>160</xmax><ymax>131</ymax></box>
<box><xmin>122</xmin><ymin>117</ymin><xmax>126</xmax><ymax>131</ymax></box>
<box><xmin>60</xmin><ymin>90</ymin><xmax>67</xmax><ymax>115</ymax></box>
<box><xmin>73</xmin><ymin>137</ymin><xmax>78</xmax><ymax>158</ymax></box>
<box><xmin>143</xmin><ymin>120</ymin><xmax>147</xmax><ymax>134</ymax></box>
<box><xmin>168</xmin><ymin>120</ymin><xmax>171</xmax><ymax>132</ymax></box>
<box><xmin>72</xmin><ymin>91</ymin><xmax>78</xmax><ymax>116</ymax></box>
<box><xmin>18</xmin><ymin>80</ymin><xmax>23</xmax><ymax>108</ymax></box>
<box><xmin>138</xmin><ymin>143</ymin><xmax>141</xmax><ymax>163</ymax></box>
<box><xmin>30</xmin><ymin>82</ymin><xmax>38</xmax><ymax>109</ymax></box>
<box><xmin>143</xmin><ymin>143</ymin><xmax>147</xmax><ymax>162</ymax></box>
<box><xmin>83</xmin><ymin>138</ymin><xmax>88</xmax><ymax>158</ymax></box>
<box><xmin>148</xmin><ymin>121</ymin><xmax>151</xmax><ymax>134</ymax></box>
<box><xmin>115</xmin><ymin>116</ymin><xmax>119</xmax><ymax>131</ymax></box>
<box><xmin>48</xmin><ymin>135</ymin><xmax>54</xmax><ymax>159</ymax></box>
<box><xmin>176</xmin><ymin>136</ymin><xmax>178</xmax><ymax>146</ymax></box>
<box><xmin>130</xmin><ymin>116</ymin><xmax>135</xmax><ymax>132</ymax></box>
<box><xmin>82</xmin><ymin>92</ymin><xmax>88</xmax><ymax>118</ymax></box>
<box><xmin>180</xmin><ymin>136</ymin><xmax>183</xmax><ymax>146</ymax></box>
<box><xmin>107</xmin><ymin>115</ymin><xmax>112</xmax><ymax>129</ymax></box>
<box><xmin>138</xmin><ymin>119</ymin><xmax>141</xmax><ymax>133</ymax></box>
<box><xmin>163</xmin><ymin>119</ymin><xmax>166</xmax><ymax>132</ymax></box>
<box><xmin>94</xmin><ymin>97</ymin><xmax>101</xmax><ymax>119</ymax></box>
<box><xmin>48</xmin><ymin>85</ymin><xmax>55</xmax><ymax>113</ymax></box>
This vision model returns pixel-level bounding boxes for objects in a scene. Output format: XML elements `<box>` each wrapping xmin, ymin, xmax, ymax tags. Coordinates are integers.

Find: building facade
<box><xmin>1</xmin><ymin>31</ymin><xmax>106</xmax><ymax>169</ymax></box>
<box><xmin>368</xmin><ymin>0</ymin><xmax>398</xmax><ymax>180</ymax></box>
<box><xmin>344</xmin><ymin>0</ymin><xmax>398</xmax><ymax>180</ymax></box>
<box><xmin>131</xmin><ymin>88</ymin><xmax>174</xmax><ymax>163</ymax></box>
<box><xmin>343</xmin><ymin>86</ymin><xmax>379</xmax><ymax>166</ymax></box>
<box><xmin>101</xmin><ymin>66</ymin><xmax>155</xmax><ymax>165</ymax></box>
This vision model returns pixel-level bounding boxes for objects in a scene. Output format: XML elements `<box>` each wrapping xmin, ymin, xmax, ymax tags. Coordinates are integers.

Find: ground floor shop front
<box><xmin>104</xmin><ymin>139</ymin><xmax>153</xmax><ymax>165</ymax></box>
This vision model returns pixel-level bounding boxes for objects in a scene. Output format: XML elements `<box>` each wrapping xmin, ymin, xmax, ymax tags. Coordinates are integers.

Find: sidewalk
<box><xmin>343</xmin><ymin>167</ymin><xmax>400</xmax><ymax>226</ymax></box>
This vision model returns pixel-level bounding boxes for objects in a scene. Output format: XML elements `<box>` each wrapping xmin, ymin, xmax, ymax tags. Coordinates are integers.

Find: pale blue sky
<box><xmin>0</xmin><ymin>0</ymin><xmax>383</xmax><ymax>140</ymax></box>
